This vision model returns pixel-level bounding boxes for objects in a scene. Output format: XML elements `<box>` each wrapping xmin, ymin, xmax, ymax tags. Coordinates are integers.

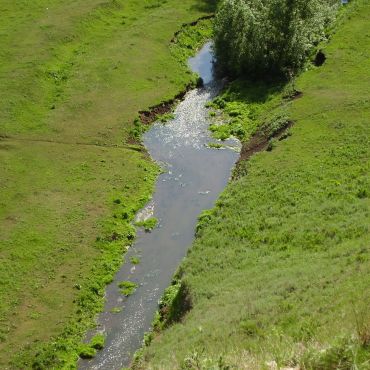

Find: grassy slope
<box><xmin>0</xmin><ymin>0</ymin><xmax>215</xmax><ymax>367</ymax></box>
<box><xmin>139</xmin><ymin>1</ymin><xmax>370</xmax><ymax>368</ymax></box>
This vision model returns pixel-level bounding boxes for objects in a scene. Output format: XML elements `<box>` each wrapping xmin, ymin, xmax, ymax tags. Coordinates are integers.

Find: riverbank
<box><xmin>79</xmin><ymin>41</ymin><xmax>239</xmax><ymax>370</ymax></box>
<box><xmin>136</xmin><ymin>1</ymin><xmax>370</xmax><ymax>368</ymax></box>
<box><xmin>0</xmin><ymin>1</ymin><xmax>215</xmax><ymax>368</ymax></box>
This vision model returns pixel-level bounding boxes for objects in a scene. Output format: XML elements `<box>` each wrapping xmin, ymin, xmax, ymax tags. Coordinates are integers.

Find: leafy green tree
<box><xmin>214</xmin><ymin>0</ymin><xmax>339</xmax><ymax>78</ymax></box>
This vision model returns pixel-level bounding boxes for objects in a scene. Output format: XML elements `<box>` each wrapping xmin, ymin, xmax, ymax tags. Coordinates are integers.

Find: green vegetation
<box><xmin>78</xmin><ymin>344</ymin><xmax>97</xmax><ymax>359</ymax></box>
<box><xmin>157</xmin><ymin>112</ymin><xmax>176</xmax><ymax>123</ymax></box>
<box><xmin>0</xmin><ymin>0</ymin><xmax>216</xmax><ymax>368</ymax></box>
<box><xmin>136</xmin><ymin>1</ymin><xmax>370</xmax><ymax>368</ymax></box>
<box><xmin>110</xmin><ymin>307</ymin><xmax>122</xmax><ymax>314</ymax></box>
<box><xmin>118</xmin><ymin>281</ymin><xmax>138</xmax><ymax>296</ymax></box>
<box><xmin>207</xmin><ymin>142</ymin><xmax>223</xmax><ymax>149</ymax></box>
<box><xmin>130</xmin><ymin>256</ymin><xmax>141</xmax><ymax>265</ymax></box>
<box><xmin>171</xmin><ymin>17</ymin><xmax>214</xmax><ymax>73</ymax></box>
<box><xmin>135</xmin><ymin>217</ymin><xmax>159</xmax><ymax>231</ymax></box>
<box><xmin>214</xmin><ymin>0</ymin><xmax>339</xmax><ymax>78</ymax></box>
<box><xmin>78</xmin><ymin>333</ymin><xmax>105</xmax><ymax>359</ymax></box>
<box><xmin>90</xmin><ymin>333</ymin><xmax>105</xmax><ymax>350</ymax></box>
<box><xmin>155</xmin><ymin>280</ymin><xmax>190</xmax><ymax>329</ymax></box>
<box><xmin>207</xmin><ymin>81</ymin><xmax>285</xmax><ymax>141</ymax></box>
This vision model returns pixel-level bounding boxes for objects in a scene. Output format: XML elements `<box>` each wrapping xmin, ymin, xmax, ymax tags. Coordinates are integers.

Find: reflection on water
<box><xmin>79</xmin><ymin>42</ymin><xmax>240</xmax><ymax>370</ymax></box>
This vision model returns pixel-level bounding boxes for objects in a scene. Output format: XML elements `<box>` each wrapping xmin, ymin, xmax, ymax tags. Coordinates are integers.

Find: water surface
<box><xmin>79</xmin><ymin>42</ymin><xmax>240</xmax><ymax>369</ymax></box>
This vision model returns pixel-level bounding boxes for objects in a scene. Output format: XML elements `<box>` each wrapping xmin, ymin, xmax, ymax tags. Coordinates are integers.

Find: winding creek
<box><xmin>79</xmin><ymin>42</ymin><xmax>240</xmax><ymax>369</ymax></box>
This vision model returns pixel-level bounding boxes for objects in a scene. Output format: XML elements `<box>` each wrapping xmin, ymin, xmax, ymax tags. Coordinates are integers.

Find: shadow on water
<box><xmin>79</xmin><ymin>42</ymin><xmax>240</xmax><ymax>370</ymax></box>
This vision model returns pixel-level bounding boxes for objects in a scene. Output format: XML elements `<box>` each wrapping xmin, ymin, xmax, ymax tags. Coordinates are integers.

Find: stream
<box><xmin>79</xmin><ymin>42</ymin><xmax>240</xmax><ymax>370</ymax></box>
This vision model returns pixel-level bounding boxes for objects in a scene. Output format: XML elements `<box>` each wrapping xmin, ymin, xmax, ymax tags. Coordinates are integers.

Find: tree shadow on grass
<box><xmin>223</xmin><ymin>78</ymin><xmax>285</xmax><ymax>106</ymax></box>
<box><xmin>189</xmin><ymin>0</ymin><xmax>219</xmax><ymax>13</ymax></box>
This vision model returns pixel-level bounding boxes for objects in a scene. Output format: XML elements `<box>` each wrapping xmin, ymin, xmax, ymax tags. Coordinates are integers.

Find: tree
<box><xmin>214</xmin><ymin>0</ymin><xmax>339</xmax><ymax>79</ymax></box>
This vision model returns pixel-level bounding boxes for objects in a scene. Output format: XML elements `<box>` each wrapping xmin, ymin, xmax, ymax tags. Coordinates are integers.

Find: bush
<box><xmin>214</xmin><ymin>0</ymin><xmax>339</xmax><ymax>78</ymax></box>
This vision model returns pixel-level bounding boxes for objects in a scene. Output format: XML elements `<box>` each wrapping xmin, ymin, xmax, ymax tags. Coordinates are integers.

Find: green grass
<box><xmin>78</xmin><ymin>344</ymin><xmax>97</xmax><ymax>359</ymax></box>
<box><xmin>135</xmin><ymin>217</ymin><xmax>159</xmax><ymax>231</ymax></box>
<box><xmin>90</xmin><ymin>333</ymin><xmax>105</xmax><ymax>350</ymax></box>
<box><xmin>130</xmin><ymin>256</ymin><xmax>141</xmax><ymax>265</ymax></box>
<box><xmin>110</xmin><ymin>307</ymin><xmax>122</xmax><ymax>314</ymax></box>
<box><xmin>207</xmin><ymin>81</ymin><xmax>285</xmax><ymax>141</ymax></box>
<box><xmin>207</xmin><ymin>143</ymin><xmax>224</xmax><ymax>149</ymax></box>
<box><xmin>118</xmin><ymin>281</ymin><xmax>139</xmax><ymax>296</ymax></box>
<box><xmin>78</xmin><ymin>333</ymin><xmax>105</xmax><ymax>359</ymax></box>
<box><xmin>157</xmin><ymin>112</ymin><xmax>176</xmax><ymax>123</ymax></box>
<box><xmin>136</xmin><ymin>1</ymin><xmax>370</xmax><ymax>368</ymax></box>
<box><xmin>0</xmin><ymin>0</ymin><xmax>216</xmax><ymax>368</ymax></box>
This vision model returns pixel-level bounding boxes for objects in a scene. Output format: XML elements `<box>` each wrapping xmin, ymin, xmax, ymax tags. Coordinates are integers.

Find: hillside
<box><xmin>137</xmin><ymin>1</ymin><xmax>370</xmax><ymax>368</ymax></box>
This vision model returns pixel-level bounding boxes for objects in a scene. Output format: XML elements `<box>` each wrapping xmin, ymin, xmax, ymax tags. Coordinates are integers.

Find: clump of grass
<box><xmin>135</xmin><ymin>217</ymin><xmax>158</xmax><ymax>231</ymax></box>
<box><xmin>195</xmin><ymin>209</ymin><xmax>214</xmax><ymax>236</ymax></box>
<box><xmin>240</xmin><ymin>319</ymin><xmax>264</xmax><ymax>337</ymax></box>
<box><xmin>260</xmin><ymin>112</ymin><xmax>290</xmax><ymax>137</ymax></box>
<box><xmin>130</xmin><ymin>117</ymin><xmax>150</xmax><ymax>140</ymax></box>
<box><xmin>78</xmin><ymin>344</ymin><xmax>96</xmax><ymax>359</ymax></box>
<box><xmin>155</xmin><ymin>279</ymin><xmax>192</xmax><ymax>330</ymax></box>
<box><xmin>77</xmin><ymin>333</ymin><xmax>105</xmax><ymax>357</ymax></box>
<box><xmin>29</xmin><ymin>312</ymin><xmax>42</xmax><ymax>320</ymax></box>
<box><xmin>207</xmin><ymin>143</ymin><xmax>223</xmax><ymax>149</ymax></box>
<box><xmin>130</xmin><ymin>256</ymin><xmax>140</xmax><ymax>265</ymax></box>
<box><xmin>118</xmin><ymin>281</ymin><xmax>138</xmax><ymax>296</ymax></box>
<box><xmin>157</xmin><ymin>112</ymin><xmax>175</xmax><ymax>123</ymax></box>
<box><xmin>301</xmin><ymin>337</ymin><xmax>370</xmax><ymax>370</ymax></box>
<box><xmin>181</xmin><ymin>352</ymin><xmax>231</xmax><ymax>370</ymax></box>
<box><xmin>357</xmin><ymin>188</ymin><xmax>368</xmax><ymax>199</ymax></box>
<box><xmin>266</xmin><ymin>138</ymin><xmax>277</xmax><ymax>152</ymax></box>
<box><xmin>110</xmin><ymin>307</ymin><xmax>122</xmax><ymax>314</ymax></box>
<box><xmin>90</xmin><ymin>334</ymin><xmax>105</xmax><ymax>350</ymax></box>
<box><xmin>209</xmin><ymin>123</ymin><xmax>231</xmax><ymax>141</ymax></box>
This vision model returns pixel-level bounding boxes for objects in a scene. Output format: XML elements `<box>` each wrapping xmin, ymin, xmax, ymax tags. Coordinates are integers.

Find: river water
<box><xmin>79</xmin><ymin>42</ymin><xmax>240</xmax><ymax>370</ymax></box>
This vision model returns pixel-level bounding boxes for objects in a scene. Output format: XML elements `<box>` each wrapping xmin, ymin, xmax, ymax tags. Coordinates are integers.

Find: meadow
<box><xmin>0</xmin><ymin>0</ymin><xmax>216</xmax><ymax>367</ymax></box>
<box><xmin>137</xmin><ymin>1</ymin><xmax>370</xmax><ymax>368</ymax></box>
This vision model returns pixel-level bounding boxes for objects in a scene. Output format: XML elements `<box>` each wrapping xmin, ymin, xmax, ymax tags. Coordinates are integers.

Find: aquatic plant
<box><xmin>130</xmin><ymin>256</ymin><xmax>141</xmax><ymax>265</ymax></box>
<box><xmin>135</xmin><ymin>217</ymin><xmax>158</xmax><ymax>232</ymax></box>
<box><xmin>118</xmin><ymin>281</ymin><xmax>138</xmax><ymax>296</ymax></box>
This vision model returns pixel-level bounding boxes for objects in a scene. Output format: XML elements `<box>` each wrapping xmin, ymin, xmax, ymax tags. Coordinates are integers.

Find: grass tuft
<box><xmin>118</xmin><ymin>281</ymin><xmax>138</xmax><ymax>296</ymax></box>
<box><xmin>135</xmin><ymin>217</ymin><xmax>158</xmax><ymax>232</ymax></box>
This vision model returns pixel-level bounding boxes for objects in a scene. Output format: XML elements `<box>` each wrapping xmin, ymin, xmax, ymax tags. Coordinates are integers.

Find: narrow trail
<box><xmin>0</xmin><ymin>136</ymin><xmax>143</xmax><ymax>152</ymax></box>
